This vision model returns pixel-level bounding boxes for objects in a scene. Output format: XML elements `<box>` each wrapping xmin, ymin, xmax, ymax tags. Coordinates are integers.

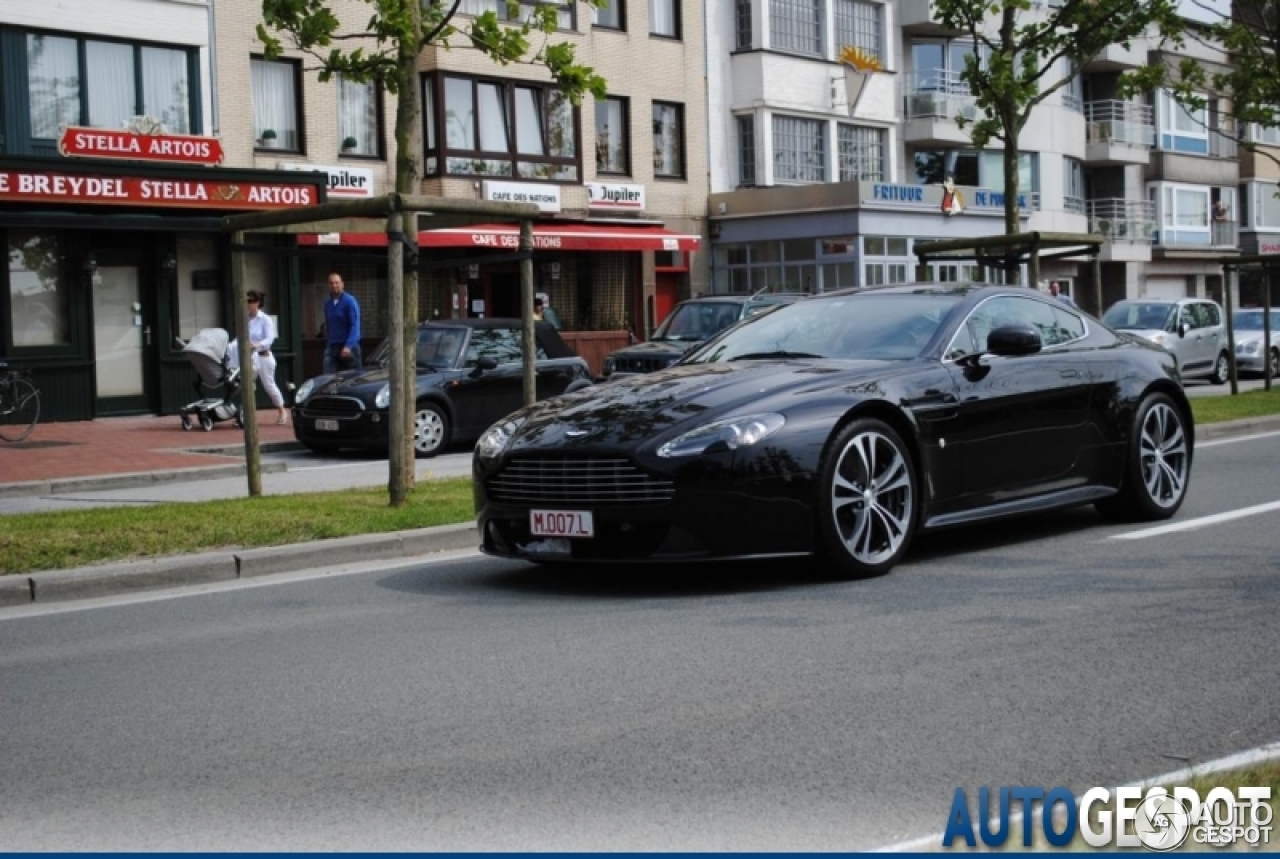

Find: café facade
<box><xmin>0</xmin><ymin>129</ymin><xmax>328</xmax><ymax>423</ymax></box>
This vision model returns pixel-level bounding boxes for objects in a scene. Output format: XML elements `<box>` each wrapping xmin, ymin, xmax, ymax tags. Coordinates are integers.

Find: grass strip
<box><xmin>0</xmin><ymin>479</ymin><xmax>474</xmax><ymax>575</ymax></box>
<box><xmin>1189</xmin><ymin>385</ymin><xmax>1280</xmax><ymax>424</ymax></box>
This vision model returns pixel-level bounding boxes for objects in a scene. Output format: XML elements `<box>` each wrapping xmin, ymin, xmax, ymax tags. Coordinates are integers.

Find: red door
<box><xmin>655</xmin><ymin>272</ymin><xmax>680</xmax><ymax>331</ymax></box>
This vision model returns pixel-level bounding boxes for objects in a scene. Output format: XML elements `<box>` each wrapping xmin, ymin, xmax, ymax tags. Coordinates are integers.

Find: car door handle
<box><xmin>1059</xmin><ymin>369</ymin><xmax>1081</xmax><ymax>379</ymax></box>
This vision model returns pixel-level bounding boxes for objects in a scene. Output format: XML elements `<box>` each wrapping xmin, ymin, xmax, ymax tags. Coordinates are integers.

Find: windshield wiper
<box><xmin>729</xmin><ymin>350</ymin><xmax>823</xmax><ymax>361</ymax></box>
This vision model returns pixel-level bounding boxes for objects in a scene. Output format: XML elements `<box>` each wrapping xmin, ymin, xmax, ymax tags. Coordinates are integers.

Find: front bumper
<box><xmin>292</xmin><ymin>402</ymin><xmax>390</xmax><ymax>450</ymax></box>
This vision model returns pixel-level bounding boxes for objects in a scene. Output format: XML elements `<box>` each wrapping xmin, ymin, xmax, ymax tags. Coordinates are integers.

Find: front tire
<box><xmin>1209</xmin><ymin>351</ymin><xmax>1230</xmax><ymax>385</ymax></box>
<box><xmin>413</xmin><ymin>402</ymin><xmax>450</xmax><ymax>458</ymax></box>
<box><xmin>1096</xmin><ymin>392</ymin><xmax>1190</xmax><ymax>522</ymax></box>
<box><xmin>1269</xmin><ymin>348</ymin><xmax>1279</xmax><ymax>380</ymax></box>
<box><xmin>815</xmin><ymin>418</ymin><xmax>918</xmax><ymax>579</ymax></box>
<box><xmin>199</xmin><ymin>413</ymin><xmax>214</xmax><ymax>432</ymax></box>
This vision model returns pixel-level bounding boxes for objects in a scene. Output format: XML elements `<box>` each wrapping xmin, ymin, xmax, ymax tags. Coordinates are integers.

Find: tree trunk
<box><xmin>388</xmin><ymin>3</ymin><xmax>424</xmax><ymax>506</ymax></box>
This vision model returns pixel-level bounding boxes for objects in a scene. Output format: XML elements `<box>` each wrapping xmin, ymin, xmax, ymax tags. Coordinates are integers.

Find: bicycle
<box><xmin>0</xmin><ymin>361</ymin><xmax>41</xmax><ymax>442</ymax></box>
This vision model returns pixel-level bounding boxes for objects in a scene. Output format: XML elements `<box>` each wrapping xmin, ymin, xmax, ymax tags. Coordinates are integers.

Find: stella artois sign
<box><xmin>59</xmin><ymin>123</ymin><xmax>225</xmax><ymax>167</ymax></box>
<box><xmin>0</xmin><ymin>167</ymin><xmax>319</xmax><ymax>210</ymax></box>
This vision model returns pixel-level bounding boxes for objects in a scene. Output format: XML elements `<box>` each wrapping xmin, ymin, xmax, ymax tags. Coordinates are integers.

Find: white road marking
<box><xmin>874</xmin><ymin>740</ymin><xmax>1280</xmax><ymax>852</ymax></box>
<box><xmin>1198</xmin><ymin>429</ymin><xmax>1280</xmax><ymax>448</ymax></box>
<box><xmin>1109</xmin><ymin>499</ymin><xmax>1280</xmax><ymax>541</ymax></box>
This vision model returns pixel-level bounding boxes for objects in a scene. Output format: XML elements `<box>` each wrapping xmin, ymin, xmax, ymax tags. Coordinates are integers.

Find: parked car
<box><xmin>473</xmin><ymin>284</ymin><xmax>1194</xmax><ymax>579</ymax></box>
<box><xmin>293</xmin><ymin>319</ymin><xmax>592</xmax><ymax>457</ymax></box>
<box><xmin>1232</xmin><ymin>308</ymin><xmax>1280</xmax><ymax>377</ymax></box>
<box><xmin>600</xmin><ymin>292</ymin><xmax>806</xmax><ymax>379</ymax></box>
<box><xmin>1101</xmin><ymin>297</ymin><xmax>1229</xmax><ymax>383</ymax></box>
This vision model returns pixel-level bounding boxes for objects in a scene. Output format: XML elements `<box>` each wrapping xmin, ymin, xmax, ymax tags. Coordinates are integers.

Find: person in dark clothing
<box><xmin>323</xmin><ymin>271</ymin><xmax>362</xmax><ymax>374</ymax></box>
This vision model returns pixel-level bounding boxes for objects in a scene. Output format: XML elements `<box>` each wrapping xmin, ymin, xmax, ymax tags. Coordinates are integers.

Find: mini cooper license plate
<box><xmin>530</xmin><ymin>510</ymin><xmax>594</xmax><ymax>539</ymax></box>
<box><xmin>315</xmin><ymin>419</ymin><xmax>339</xmax><ymax>432</ymax></box>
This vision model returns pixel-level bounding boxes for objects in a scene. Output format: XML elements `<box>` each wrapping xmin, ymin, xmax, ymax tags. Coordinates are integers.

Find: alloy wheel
<box><xmin>1138</xmin><ymin>401</ymin><xmax>1188</xmax><ymax>509</ymax></box>
<box><xmin>414</xmin><ymin>407</ymin><xmax>446</xmax><ymax>454</ymax></box>
<box><xmin>830</xmin><ymin>429</ymin><xmax>914</xmax><ymax>566</ymax></box>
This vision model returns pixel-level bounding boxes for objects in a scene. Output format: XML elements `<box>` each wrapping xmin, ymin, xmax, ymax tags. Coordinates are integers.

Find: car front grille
<box><xmin>300</xmin><ymin>396</ymin><xmax>366</xmax><ymax>417</ymax></box>
<box><xmin>487</xmin><ymin>458</ymin><xmax>675</xmax><ymax>505</ymax></box>
<box><xmin>611</xmin><ymin>356</ymin><xmax>676</xmax><ymax>375</ymax></box>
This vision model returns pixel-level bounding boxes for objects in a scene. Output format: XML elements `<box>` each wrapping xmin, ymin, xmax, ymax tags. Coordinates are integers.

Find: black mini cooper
<box><xmin>293</xmin><ymin>319</ymin><xmax>592</xmax><ymax>457</ymax></box>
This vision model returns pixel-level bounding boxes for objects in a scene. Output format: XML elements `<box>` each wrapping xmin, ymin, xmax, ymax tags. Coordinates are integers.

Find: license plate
<box><xmin>315</xmin><ymin>419</ymin><xmax>339</xmax><ymax>432</ymax></box>
<box><xmin>530</xmin><ymin>509</ymin><xmax>594</xmax><ymax>539</ymax></box>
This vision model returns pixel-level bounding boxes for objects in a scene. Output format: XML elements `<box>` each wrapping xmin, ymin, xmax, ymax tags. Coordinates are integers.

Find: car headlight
<box><xmin>657</xmin><ymin>413</ymin><xmax>785</xmax><ymax>458</ymax></box>
<box><xmin>1149</xmin><ymin>333</ymin><xmax>1169</xmax><ymax>346</ymax></box>
<box><xmin>374</xmin><ymin>383</ymin><xmax>391</xmax><ymax>409</ymax></box>
<box><xmin>296</xmin><ymin>379</ymin><xmax>316</xmax><ymax>404</ymax></box>
<box><xmin>476</xmin><ymin>416</ymin><xmax>525</xmax><ymax>462</ymax></box>
<box><xmin>1239</xmin><ymin>341</ymin><xmax>1260</xmax><ymax>355</ymax></box>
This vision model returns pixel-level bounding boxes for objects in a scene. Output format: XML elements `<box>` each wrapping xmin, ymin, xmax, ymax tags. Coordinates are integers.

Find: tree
<box><xmin>931</xmin><ymin>0</ymin><xmax>1183</xmax><ymax>238</ymax></box>
<box><xmin>257</xmin><ymin>0</ymin><xmax>606</xmax><ymax>506</ymax></box>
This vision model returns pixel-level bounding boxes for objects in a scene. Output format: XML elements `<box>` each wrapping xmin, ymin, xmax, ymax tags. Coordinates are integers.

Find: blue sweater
<box><xmin>325</xmin><ymin>292</ymin><xmax>361</xmax><ymax>350</ymax></box>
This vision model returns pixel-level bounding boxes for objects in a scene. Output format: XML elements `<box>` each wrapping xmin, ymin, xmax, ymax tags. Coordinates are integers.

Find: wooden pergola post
<box><xmin>231</xmin><ymin>229</ymin><xmax>261</xmax><ymax>497</ymax></box>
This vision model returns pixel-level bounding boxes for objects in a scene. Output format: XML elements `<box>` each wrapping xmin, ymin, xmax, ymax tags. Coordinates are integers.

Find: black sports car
<box><xmin>293</xmin><ymin>319</ymin><xmax>592</xmax><ymax>457</ymax></box>
<box><xmin>473</xmin><ymin>284</ymin><xmax>1194</xmax><ymax>578</ymax></box>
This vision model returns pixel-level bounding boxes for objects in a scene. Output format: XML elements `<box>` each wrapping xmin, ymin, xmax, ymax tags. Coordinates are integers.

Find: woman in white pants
<box><xmin>246</xmin><ymin>290</ymin><xmax>288</xmax><ymax>424</ymax></box>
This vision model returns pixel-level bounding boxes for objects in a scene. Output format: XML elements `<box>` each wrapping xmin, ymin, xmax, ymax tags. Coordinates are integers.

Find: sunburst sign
<box><xmin>838</xmin><ymin>45</ymin><xmax>883</xmax><ymax>115</ymax></box>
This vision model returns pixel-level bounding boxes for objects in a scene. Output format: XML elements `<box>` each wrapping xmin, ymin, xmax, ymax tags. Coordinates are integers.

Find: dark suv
<box><xmin>601</xmin><ymin>292</ymin><xmax>806</xmax><ymax>378</ymax></box>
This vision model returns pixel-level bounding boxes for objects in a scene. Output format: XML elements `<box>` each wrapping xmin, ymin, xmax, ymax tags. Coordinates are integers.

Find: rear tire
<box><xmin>1209</xmin><ymin>351</ymin><xmax>1230</xmax><ymax>385</ymax></box>
<box><xmin>815</xmin><ymin>418</ymin><xmax>918</xmax><ymax>579</ymax></box>
<box><xmin>199</xmin><ymin>413</ymin><xmax>214</xmax><ymax>432</ymax></box>
<box><xmin>1096</xmin><ymin>392</ymin><xmax>1190</xmax><ymax>522</ymax></box>
<box><xmin>180</xmin><ymin>414</ymin><xmax>193</xmax><ymax>431</ymax></box>
<box><xmin>1269</xmin><ymin>348</ymin><xmax>1279</xmax><ymax>380</ymax></box>
<box><xmin>0</xmin><ymin>378</ymin><xmax>40</xmax><ymax>442</ymax></box>
<box><xmin>413</xmin><ymin>402</ymin><xmax>450</xmax><ymax>458</ymax></box>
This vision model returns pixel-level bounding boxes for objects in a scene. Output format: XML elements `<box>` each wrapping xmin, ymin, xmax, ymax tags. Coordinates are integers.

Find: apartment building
<box><xmin>704</xmin><ymin>0</ymin><xmax>1248</xmax><ymax>316</ymax></box>
<box><xmin>0</xmin><ymin>0</ymin><xmax>709</xmax><ymax>419</ymax></box>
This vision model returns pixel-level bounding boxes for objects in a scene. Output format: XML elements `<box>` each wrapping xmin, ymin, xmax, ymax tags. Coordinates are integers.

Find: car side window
<box><xmin>949</xmin><ymin>297</ymin><xmax>1031</xmax><ymax>356</ymax></box>
<box><xmin>1179</xmin><ymin>305</ymin><xmax>1197</xmax><ymax>331</ymax></box>
<box><xmin>1201</xmin><ymin>302</ymin><xmax>1221</xmax><ymax>327</ymax></box>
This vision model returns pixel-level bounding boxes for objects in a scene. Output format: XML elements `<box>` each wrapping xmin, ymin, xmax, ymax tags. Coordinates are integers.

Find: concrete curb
<box><xmin>1197</xmin><ymin>413</ymin><xmax>1280</xmax><ymax>441</ymax></box>
<box><xmin>0</xmin><ymin>441</ymin><xmax>302</xmax><ymax>500</ymax></box>
<box><xmin>5</xmin><ymin>522</ymin><xmax>479</xmax><ymax>606</ymax></box>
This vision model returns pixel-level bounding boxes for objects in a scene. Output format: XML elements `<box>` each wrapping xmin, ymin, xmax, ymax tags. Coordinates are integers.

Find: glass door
<box><xmin>93</xmin><ymin>260</ymin><xmax>154</xmax><ymax>414</ymax></box>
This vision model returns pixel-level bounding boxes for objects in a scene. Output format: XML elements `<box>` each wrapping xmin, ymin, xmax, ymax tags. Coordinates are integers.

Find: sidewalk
<box><xmin>0</xmin><ymin>414</ymin><xmax>301</xmax><ymax>498</ymax></box>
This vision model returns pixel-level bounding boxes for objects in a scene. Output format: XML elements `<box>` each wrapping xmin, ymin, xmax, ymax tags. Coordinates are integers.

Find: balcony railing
<box><xmin>903</xmin><ymin>71</ymin><xmax>979</xmax><ymax>121</ymax></box>
<box><xmin>1210</xmin><ymin>128</ymin><xmax>1239</xmax><ymax>159</ymax></box>
<box><xmin>1213</xmin><ymin>218</ymin><xmax>1239</xmax><ymax>246</ymax></box>
<box><xmin>1088</xmin><ymin>198</ymin><xmax>1155</xmax><ymax>242</ymax></box>
<box><xmin>1150</xmin><ymin>219</ymin><xmax>1239</xmax><ymax>248</ymax></box>
<box><xmin>1084</xmin><ymin>101</ymin><xmax>1155</xmax><ymax>147</ymax></box>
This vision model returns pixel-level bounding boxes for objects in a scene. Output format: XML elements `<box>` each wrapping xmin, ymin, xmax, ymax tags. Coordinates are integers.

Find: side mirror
<box><xmin>986</xmin><ymin>323</ymin><xmax>1042</xmax><ymax>357</ymax></box>
<box><xmin>470</xmin><ymin>356</ymin><xmax>499</xmax><ymax>377</ymax></box>
<box><xmin>1179</xmin><ymin>322</ymin><xmax>1190</xmax><ymax>338</ymax></box>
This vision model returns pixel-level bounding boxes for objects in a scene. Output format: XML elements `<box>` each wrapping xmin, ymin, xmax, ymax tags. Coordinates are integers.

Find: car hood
<box><xmin>308</xmin><ymin>366</ymin><xmax>442</xmax><ymax>398</ymax></box>
<box><xmin>507</xmin><ymin>358</ymin><xmax>903</xmax><ymax>451</ymax></box>
<box><xmin>609</xmin><ymin>340</ymin><xmax>696</xmax><ymax>360</ymax></box>
<box><xmin>1234</xmin><ymin>332</ymin><xmax>1270</xmax><ymax>345</ymax></box>
<box><xmin>1111</xmin><ymin>327</ymin><xmax>1168</xmax><ymax>341</ymax></box>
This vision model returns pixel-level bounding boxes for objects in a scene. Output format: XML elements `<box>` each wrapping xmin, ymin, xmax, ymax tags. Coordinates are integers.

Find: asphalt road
<box><xmin>0</xmin><ymin>432</ymin><xmax>1277</xmax><ymax>850</ymax></box>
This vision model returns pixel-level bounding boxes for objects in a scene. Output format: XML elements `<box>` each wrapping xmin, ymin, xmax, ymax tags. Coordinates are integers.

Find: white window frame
<box><xmin>1063</xmin><ymin>157</ymin><xmax>1085</xmax><ymax>214</ymax></box>
<box><xmin>834</xmin><ymin>0</ymin><xmax>883</xmax><ymax>63</ymax></box>
<box><xmin>837</xmin><ymin>124</ymin><xmax>884</xmax><ymax>182</ymax></box>
<box><xmin>1249</xmin><ymin>181</ymin><xmax>1280</xmax><ymax>230</ymax></box>
<box><xmin>1151</xmin><ymin>182</ymin><xmax>1211</xmax><ymax>245</ymax></box>
<box><xmin>1157</xmin><ymin>89</ymin><xmax>1208</xmax><ymax>154</ymax></box>
<box><xmin>769</xmin><ymin>0</ymin><xmax>823</xmax><ymax>56</ymax></box>
<box><xmin>772</xmin><ymin>114</ymin><xmax>826</xmax><ymax>184</ymax></box>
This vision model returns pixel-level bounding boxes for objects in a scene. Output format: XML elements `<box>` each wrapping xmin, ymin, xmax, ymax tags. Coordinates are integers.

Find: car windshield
<box><xmin>1233</xmin><ymin>310</ymin><xmax>1280</xmax><ymax>331</ymax></box>
<box><xmin>653</xmin><ymin>301</ymin><xmax>744</xmax><ymax>341</ymax></box>
<box><xmin>367</xmin><ymin>327</ymin><xmax>465</xmax><ymax>369</ymax></box>
<box><xmin>1103</xmin><ymin>302</ymin><xmax>1175</xmax><ymax>332</ymax></box>
<box><xmin>686</xmin><ymin>293</ymin><xmax>960</xmax><ymax>364</ymax></box>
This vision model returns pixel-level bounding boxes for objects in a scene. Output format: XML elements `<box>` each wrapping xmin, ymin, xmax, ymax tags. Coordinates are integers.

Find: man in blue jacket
<box><xmin>323</xmin><ymin>271</ymin><xmax>362</xmax><ymax>374</ymax></box>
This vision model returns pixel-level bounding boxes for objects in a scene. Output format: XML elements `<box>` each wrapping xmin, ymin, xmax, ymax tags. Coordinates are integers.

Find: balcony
<box><xmin>1088</xmin><ymin>198</ymin><xmax>1155</xmax><ymax>261</ymax></box>
<box><xmin>1080</xmin><ymin>41</ymin><xmax>1147</xmax><ymax>72</ymax></box>
<box><xmin>902</xmin><ymin>72</ymin><xmax>980</xmax><ymax>146</ymax></box>
<box><xmin>900</xmin><ymin>0</ymin><xmax>965</xmax><ymax>34</ymax></box>
<box><xmin>1151</xmin><ymin>219</ymin><xmax>1239</xmax><ymax>253</ymax></box>
<box><xmin>1084</xmin><ymin>101</ymin><xmax>1154</xmax><ymax>165</ymax></box>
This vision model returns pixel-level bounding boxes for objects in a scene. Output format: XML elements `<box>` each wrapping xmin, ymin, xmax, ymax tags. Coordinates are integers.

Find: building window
<box><xmin>7</xmin><ymin>231</ymin><xmax>70</xmax><ymax>348</ymax></box>
<box><xmin>432</xmin><ymin>75</ymin><xmax>578</xmax><ymax>180</ymax></box>
<box><xmin>337</xmin><ymin>75</ymin><xmax>381</xmax><ymax>157</ymax></box>
<box><xmin>252</xmin><ymin>58</ymin><xmax>302</xmax><ymax>151</ymax></box>
<box><xmin>651</xmin><ymin>0</ymin><xmax>679</xmax><ymax>37</ymax></box>
<box><xmin>770</xmin><ymin>0</ymin><xmax>823</xmax><ymax>56</ymax></box>
<box><xmin>834</xmin><ymin>0</ymin><xmax>883</xmax><ymax>63</ymax></box>
<box><xmin>774</xmin><ymin>115</ymin><xmax>825</xmax><ymax>183</ymax></box>
<box><xmin>595</xmin><ymin>96</ymin><xmax>629</xmax><ymax>174</ymax></box>
<box><xmin>1250</xmin><ymin>181</ymin><xmax>1280</xmax><ymax>228</ymax></box>
<box><xmin>838</xmin><ymin>124</ymin><xmax>884</xmax><ymax>182</ymax></box>
<box><xmin>1157</xmin><ymin>89</ymin><xmax>1208</xmax><ymax>154</ymax></box>
<box><xmin>458</xmin><ymin>0</ymin><xmax>575</xmax><ymax>30</ymax></box>
<box><xmin>862</xmin><ymin>236</ymin><xmax>911</xmax><ymax>286</ymax></box>
<box><xmin>594</xmin><ymin>0</ymin><xmax>623</xmax><ymax>29</ymax></box>
<box><xmin>1064</xmin><ymin>157</ymin><xmax>1085</xmax><ymax>213</ymax></box>
<box><xmin>1153</xmin><ymin>183</ymin><xmax>1211</xmax><ymax>244</ymax></box>
<box><xmin>26</xmin><ymin>33</ymin><xmax>195</xmax><ymax>138</ymax></box>
<box><xmin>737</xmin><ymin>115</ymin><xmax>757</xmax><ymax>187</ymax></box>
<box><xmin>652</xmin><ymin>101</ymin><xmax>684</xmax><ymax>178</ymax></box>
<box><xmin>714</xmin><ymin>240</ymin><xmax>817</xmax><ymax>293</ymax></box>
<box><xmin>1062</xmin><ymin>61</ymin><xmax>1083</xmax><ymax>113</ymax></box>
<box><xmin>910</xmin><ymin>149</ymin><xmax>1040</xmax><ymax>208</ymax></box>
<box><xmin>1248</xmin><ymin>121</ymin><xmax>1280</xmax><ymax>147</ymax></box>
<box><xmin>910</xmin><ymin>40</ymin><xmax>987</xmax><ymax>93</ymax></box>
<box><xmin>736</xmin><ymin>0</ymin><xmax>753</xmax><ymax>48</ymax></box>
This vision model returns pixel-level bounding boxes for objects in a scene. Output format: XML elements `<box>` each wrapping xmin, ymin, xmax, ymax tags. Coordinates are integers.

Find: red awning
<box><xmin>298</xmin><ymin>222</ymin><xmax>700</xmax><ymax>252</ymax></box>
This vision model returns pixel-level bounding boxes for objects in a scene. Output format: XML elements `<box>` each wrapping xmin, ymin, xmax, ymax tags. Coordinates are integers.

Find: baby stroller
<box><xmin>177</xmin><ymin>328</ymin><xmax>243</xmax><ymax>431</ymax></box>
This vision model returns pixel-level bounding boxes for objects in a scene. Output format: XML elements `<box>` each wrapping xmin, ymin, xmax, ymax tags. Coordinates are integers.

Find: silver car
<box><xmin>1232</xmin><ymin>308</ymin><xmax>1280</xmax><ymax>377</ymax></box>
<box><xmin>1102</xmin><ymin>297</ymin><xmax>1229</xmax><ymax>384</ymax></box>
